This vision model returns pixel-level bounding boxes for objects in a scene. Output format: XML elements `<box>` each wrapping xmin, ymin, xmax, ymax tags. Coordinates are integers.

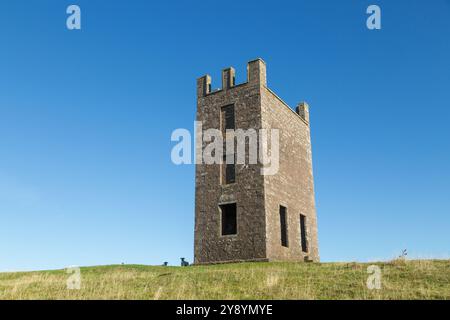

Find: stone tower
<box><xmin>194</xmin><ymin>58</ymin><xmax>319</xmax><ymax>264</ymax></box>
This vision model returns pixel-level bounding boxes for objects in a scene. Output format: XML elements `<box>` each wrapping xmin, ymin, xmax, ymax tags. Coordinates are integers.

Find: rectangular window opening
<box><xmin>300</xmin><ymin>214</ymin><xmax>308</xmax><ymax>253</ymax></box>
<box><xmin>280</xmin><ymin>206</ymin><xmax>288</xmax><ymax>247</ymax></box>
<box><xmin>221</xmin><ymin>203</ymin><xmax>237</xmax><ymax>236</ymax></box>
<box><xmin>221</xmin><ymin>105</ymin><xmax>235</xmax><ymax>185</ymax></box>
<box><xmin>221</xmin><ymin>105</ymin><xmax>235</xmax><ymax>131</ymax></box>
<box><xmin>222</xmin><ymin>153</ymin><xmax>235</xmax><ymax>185</ymax></box>
<box><xmin>225</xmin><ymin>163</ymin><xmax>235</xmax><ymax>184</ymax></box>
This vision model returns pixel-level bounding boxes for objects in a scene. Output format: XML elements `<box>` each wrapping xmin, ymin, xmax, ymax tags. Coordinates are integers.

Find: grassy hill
<box><xmin>0</xmin><ymin>259</ymin><xmax>448</xmax><ymax>299</ymax></box>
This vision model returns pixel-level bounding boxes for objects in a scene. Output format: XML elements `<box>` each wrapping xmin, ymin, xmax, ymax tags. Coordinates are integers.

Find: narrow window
<box><xmin>221</xmin><ymin>105</ymin><xmax>235</xmax><ymax>185</ymax></box>
<box><xmin>279</xmin><ymin>206</ymin><xmax>288</xmax><ymax>247</ymax></box>
<box><xmin>300</xmin><ymin>214</ymin><xmax>308</xmax><ymax>253</ymax></box>
<box><xmin>222</xmin><ymin>153</ymin><xmax>235</xmax><ymax>184</ymax></box>
<box><xmin>221</xmin><ymin>105</ymin><xmax>235</xmax><ymax>131</ymax></box>
<box><xmin>220</xmin><ymin>203</ymin><xmax>237</xmax><ymax>235</ymax></box>
<box><xmin>225</xmin><ymin>162</ymin><xmax>235</xmax><ymax>184</ymax></box>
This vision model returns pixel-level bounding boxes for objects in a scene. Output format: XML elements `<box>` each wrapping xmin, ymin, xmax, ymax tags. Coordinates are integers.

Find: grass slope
<box><xmin>0</xmin><ymin>260</ymin><xmax>448</xmax><ymax>300</ymax></box>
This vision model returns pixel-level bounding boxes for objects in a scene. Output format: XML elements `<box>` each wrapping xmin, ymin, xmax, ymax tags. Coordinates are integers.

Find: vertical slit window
<box><xmin>280</xmin><ymin>206</ymin><xmax>288</xmax><ymax>247</ymax></box>
<box><xmin>300</xmin><ymin>214</ymin><xmax>308</xmax><ymax>253</ymax></box>
<box><xmin>222</xmin><ymin>105</ymin><xmax>235</xmax><ymax>131</ymax></box>
<box><xmin>221</xmin><ymin>105</ymin><xmax>235</xmax><ymax>185</ymax></box>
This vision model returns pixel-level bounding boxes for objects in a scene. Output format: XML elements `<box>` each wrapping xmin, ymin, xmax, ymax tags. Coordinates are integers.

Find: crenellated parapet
<box><xmin>197</xmin><ymin>58</ymin><xmax>267</xmax><ymax>97</ymax></box>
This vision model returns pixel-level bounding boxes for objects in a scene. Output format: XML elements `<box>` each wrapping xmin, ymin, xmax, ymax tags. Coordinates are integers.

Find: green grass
<box><xmin>0</xmin><ymin>259</ymin><xmax>448</xmax><ymax>299</ymax></box>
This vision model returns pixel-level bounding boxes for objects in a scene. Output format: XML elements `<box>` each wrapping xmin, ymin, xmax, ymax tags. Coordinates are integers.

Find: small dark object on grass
<box><xmin>162</xmin><ymin>262</ymin><xmax>168</xmax><ymax>266</ymax></box>
<box><xmin>180</xmin><ymin>258</ymin><xmax>189</xmax><ymax>266</ymax></box>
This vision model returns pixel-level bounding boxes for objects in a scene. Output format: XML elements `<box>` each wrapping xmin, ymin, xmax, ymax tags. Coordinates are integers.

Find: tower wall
<box><xmin>261</xmin><ymin>88</ymin><xmax>319</xmax><ymax>262</ymax></box>
<box><xmin>194</xmin><ymin>60</ymin><xmax>267</xmax><ymax>264</ymax></box>
<box><xmin>194</xmin><ymin>59</ymin><xmax>319</xmax><ymax>264</ymax></box>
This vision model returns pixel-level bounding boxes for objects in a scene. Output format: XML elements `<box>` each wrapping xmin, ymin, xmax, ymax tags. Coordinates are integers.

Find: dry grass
<box><xmin>0</xmin><ymin>260</ymin><xmax>448</xmax><ymax>300</ymax></box>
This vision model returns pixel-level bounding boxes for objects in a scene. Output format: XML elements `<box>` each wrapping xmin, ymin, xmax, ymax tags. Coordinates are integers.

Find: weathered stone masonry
<box><xmin>194</xmin><ymin>58</ymin><xmax>319</xmax><ymax>264</ymax></box>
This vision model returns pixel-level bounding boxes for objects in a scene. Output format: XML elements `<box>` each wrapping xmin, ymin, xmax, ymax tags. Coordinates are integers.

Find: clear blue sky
<box><xmin>0</xmin><ymin>0</ymin><xmax>449</xmax><ymax>271</ymax></box>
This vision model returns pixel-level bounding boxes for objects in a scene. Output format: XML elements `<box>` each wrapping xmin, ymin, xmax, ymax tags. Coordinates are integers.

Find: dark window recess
<box><xmin>222</xmin><ymin>105</ymin><xmax>235</xmax><ymax>130</ymax></box>
<box><xmin>280</xmin><ymin>206</ymin><xmax>288</xmax><ymax>247</ymax></box>
<box><xmin>225</xmin><ymin>163</ymin><xmax>235</xmax><ymax>184</ymax></box>
<box><xmin>220</xmin><ymin>105</ymin><xmax>235</xmax><ymax>185</ymax></box>
<box><xmin>300</xmin><ymin>214</ymin><xmax>308</xmax><ymax>252</ymax></box>
<box><xmin>223</xmin><ymin>154</ymin><xmax>235</xmax><ymax>185</ymax></box>
<box><xmin>221</xmin><ymin>203</ymin><xmax>237</xmax><ymax>235</ymax></box>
